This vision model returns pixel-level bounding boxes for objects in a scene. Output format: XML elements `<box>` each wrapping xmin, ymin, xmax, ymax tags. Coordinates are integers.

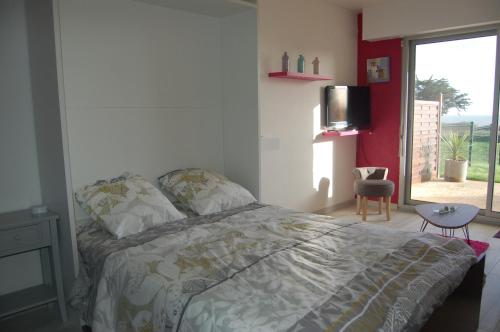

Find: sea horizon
<box><xmin>441</xmin><ymin>114</ymin><xmax>492</xmax><ymax>126</ymax></box>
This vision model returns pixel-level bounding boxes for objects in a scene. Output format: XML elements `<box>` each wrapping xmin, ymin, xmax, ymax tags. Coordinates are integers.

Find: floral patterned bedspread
<box><xmin>72</xmin><ymin>204</ymin><xmax>477</xmax><ymax>332</ymax></box>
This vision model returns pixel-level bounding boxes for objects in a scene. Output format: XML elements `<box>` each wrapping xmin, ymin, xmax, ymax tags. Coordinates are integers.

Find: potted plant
<box><xmin>441</xmin><ymin>132</ymin><xmax>469</xmax><ymax>182</ymax></box>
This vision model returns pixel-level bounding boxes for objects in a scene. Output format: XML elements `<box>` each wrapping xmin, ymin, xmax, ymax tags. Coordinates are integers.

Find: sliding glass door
<box><xmin>405</xmin><ymin>28</ymin><xmax>500</xmax><ymax>216</ymax></box>
<box><xmin>492</xmin><ymin>57</ymin><xmax>500</xmax><ymax>212</ymax></box>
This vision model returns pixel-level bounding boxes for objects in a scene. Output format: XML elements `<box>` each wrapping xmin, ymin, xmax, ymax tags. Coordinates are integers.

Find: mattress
<box><xmin>70</xmin><ymin>203</ymin><xmax>477</xmax><ymax>332</ymax></box>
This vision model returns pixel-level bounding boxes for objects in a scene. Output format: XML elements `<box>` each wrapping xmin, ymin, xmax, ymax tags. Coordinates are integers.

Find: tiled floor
<box><xmin>327</xmin><ymin>203</ymin><xmax>500</xmax><ymax>332</ymax></box>
<box><xmin>2</xmin><ymin>204</ymin><xmax>500</xmax><ymax>332</ymax></box>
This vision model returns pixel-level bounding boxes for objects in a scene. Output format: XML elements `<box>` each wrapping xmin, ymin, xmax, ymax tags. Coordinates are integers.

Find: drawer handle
<box><xmin>14</xmin><ymin>234</ymin><xmax>22</xmax><ymax>241</ymax></box>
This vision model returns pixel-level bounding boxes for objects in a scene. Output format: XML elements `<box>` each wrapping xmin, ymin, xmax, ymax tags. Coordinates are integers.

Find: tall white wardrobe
<box><xmin>0</xmin><ymin>0</ymin><xmax>259</xmax><ymax>299</ymax></box>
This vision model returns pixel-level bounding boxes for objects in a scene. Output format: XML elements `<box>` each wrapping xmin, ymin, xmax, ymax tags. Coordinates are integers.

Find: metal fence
<box><xmin>441</xmin><ymin>122</ymin><xmax>500</xmax><ymax>166</ymax></box>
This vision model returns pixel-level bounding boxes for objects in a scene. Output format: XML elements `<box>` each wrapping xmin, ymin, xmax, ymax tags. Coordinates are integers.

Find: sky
<box><xmin>415</xmin><ymin>35</ymin><xmax>497</xmax><ymax>117</ymax></box>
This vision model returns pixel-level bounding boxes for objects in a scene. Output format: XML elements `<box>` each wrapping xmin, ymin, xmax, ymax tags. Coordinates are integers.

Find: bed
<box><xmin>71</xmin><ymin>202</ymin><xmax>480</xmax><ymax>332</ymax></box>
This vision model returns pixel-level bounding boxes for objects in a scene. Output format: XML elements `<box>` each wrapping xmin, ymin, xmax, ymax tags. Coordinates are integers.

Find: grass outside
<box><xmin>439</xmin><ymin>139</ymin><xmax>500</xmax><ymax>183</ymax></box>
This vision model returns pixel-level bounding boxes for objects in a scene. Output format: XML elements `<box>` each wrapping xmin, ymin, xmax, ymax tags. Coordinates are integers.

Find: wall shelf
<box><xmin>268</xmin><ymin>71</ymin><xmax>333</xmax><ymax>81</ymax></box>
<box><xmin>322</xmin><ymin>129</ymin><xmax>371</xmax><ymax>137</ymax></box>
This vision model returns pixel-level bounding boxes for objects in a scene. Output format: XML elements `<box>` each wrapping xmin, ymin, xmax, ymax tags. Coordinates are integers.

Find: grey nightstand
<box><xmin>0</xmin><ymin>209</ymin><xmax>67</xmax><ymax>321</ymax></box>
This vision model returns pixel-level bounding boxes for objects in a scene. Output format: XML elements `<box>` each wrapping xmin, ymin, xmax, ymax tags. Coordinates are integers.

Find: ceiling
<box><xmin>327</xmin><ymin>0</ymin><xmax>386</xmax><ymax>11</ymax></box>
<box><xmin>135</xmin><ymin>0</ymin><xmax>387</xmax><ymax>16</ymax></box>
<box><xmin>134</xmin><ymin>0</ymin><xmax>256</xmax><ymax>18</ymax></box>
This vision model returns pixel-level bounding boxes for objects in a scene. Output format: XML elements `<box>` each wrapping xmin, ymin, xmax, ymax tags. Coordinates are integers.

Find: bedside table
<box><xmin>0</xmin><ymin>209</ymin><xmax>67</xmax><ymax>321</ymax></box>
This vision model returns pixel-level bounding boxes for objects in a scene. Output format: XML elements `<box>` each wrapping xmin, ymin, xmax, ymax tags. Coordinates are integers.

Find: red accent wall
<box><xmin>357</xmin><ymin>14</ymin><xmax>402</xmax><ymax>203</ymax></box>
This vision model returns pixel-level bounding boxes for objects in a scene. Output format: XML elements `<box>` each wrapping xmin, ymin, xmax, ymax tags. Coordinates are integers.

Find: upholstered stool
<box><xmin>354</xmin><ymin>179</ymin><xmax>394</xmax><ymax>221</ymax></box>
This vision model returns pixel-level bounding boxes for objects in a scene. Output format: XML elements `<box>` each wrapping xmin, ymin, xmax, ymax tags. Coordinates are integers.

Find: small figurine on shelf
<box><xmin>312</xmin><ymin>57</ymin><xmax>320</xmax><ymax>75</ymax></box>
<box><xmin>282</xmin><ymin>52</ymin><xmax>290</xmax><ymax>72</ymax></box>
<box><xmin>297</xmin><ymin>54</ymin><xmax>305</xmax><ymax>73</ymax></box>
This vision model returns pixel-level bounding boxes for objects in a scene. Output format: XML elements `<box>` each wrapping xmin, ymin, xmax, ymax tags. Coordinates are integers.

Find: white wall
<box><xmin>258</xmin><ymin>0</ymin><xmax>358</xmax><ymax>212</ymax></box>
<box><xmin>0</xmin><ymin>1</ymin><xmax>42</xmax><ymax>214</ymax></box>
<box><xmin>0</xmin><ymin>0</ymin><xmax>43</xmax><ymax>295</ymax></box>
<box><xmin>58</xmin><ymin>0</ymin><xmax>226</xmax><ymax>220</ymax></box>
<box><xmin>363</xmin><ymin>0</ymin><xmax>500</xmax><ymax>40</ymax></box>
<box><xmin>221</xmin><ymin>10</ymin><xmax>260</xmax><ymax>198</ymax></box>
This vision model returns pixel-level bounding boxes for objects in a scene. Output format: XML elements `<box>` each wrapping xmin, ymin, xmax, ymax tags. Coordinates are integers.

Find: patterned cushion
<box><xmin>366</xmin><ymin>169</ymin><xmax>387</xmax><ymax>179</ymax></box>
<box><xmin>159</xmin><ymin>169</ymin><xmax>256</xmax><ymax>215</ymax></box>
<box><xmin>75</xmin><ymin>173</ymin><xmax>185</xmax><ymax>239</ymax></box>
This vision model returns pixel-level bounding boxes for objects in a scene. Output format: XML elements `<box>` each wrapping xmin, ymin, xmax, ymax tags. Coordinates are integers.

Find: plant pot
<box><xmin>444</xmin><ymin>159</ymin><xmax>468</xmax><ymax>182</ymax></box>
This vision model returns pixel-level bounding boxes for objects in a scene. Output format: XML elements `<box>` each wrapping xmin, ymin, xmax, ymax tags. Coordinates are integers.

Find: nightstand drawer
<box><xmin>0</xmin><ymin>222</ymin><xmax>50</xmax><ymax>256</ymax></box>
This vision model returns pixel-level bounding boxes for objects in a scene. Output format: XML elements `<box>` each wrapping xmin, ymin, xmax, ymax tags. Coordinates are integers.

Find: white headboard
<box><xmin>58</xmin><ymin>0</ymin><xmax>226</xmax><ymax>220</ymax></box>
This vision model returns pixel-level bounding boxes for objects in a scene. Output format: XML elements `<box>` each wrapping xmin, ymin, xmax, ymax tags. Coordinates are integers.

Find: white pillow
<box><xmin>159</xmin><ymin>169</ymin><xmax>256</xmax><ymax>215</ymax></box>
<box><xmin>75</xmin><ymin>173</ymin><xmax>185</xmax><ymax>239</ymax></box>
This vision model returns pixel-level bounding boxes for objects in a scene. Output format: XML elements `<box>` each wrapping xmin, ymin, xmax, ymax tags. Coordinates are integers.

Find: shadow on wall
<box><xmin>311</xmin><ymin>102</ymin><xmax>338</xmax><ymax>209</ymax></box>
<box><xmin>315</xmin><ymin>177</ymin><xmax>332</xmax><ymax>206</ymax></box>
<box><xmin>259</xmin><ymin>81</ymin><xmax>354</xmax><ymax>212</ymax></box>
<box><xmin>313</xmin><ymin>102</ymin><xmax>333</xmax><ymax>198</ymax></box>
<box><xmin>311</xmin><ymin>99</ymin><xmax>356</xmax><ymax>211</ymax></box>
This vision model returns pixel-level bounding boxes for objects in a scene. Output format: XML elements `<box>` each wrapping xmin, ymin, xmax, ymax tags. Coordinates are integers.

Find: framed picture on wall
<box><xmin>367</xmin><ymin>57</ymin><xmax>390</xmax><ymax>83</ymax></box>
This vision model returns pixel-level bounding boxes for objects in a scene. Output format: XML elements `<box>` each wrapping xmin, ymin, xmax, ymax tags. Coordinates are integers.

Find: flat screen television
<box><xmin>325</xmin><ymin>86</ymin><xmax>371</xmax><ymax>130</ymax></box>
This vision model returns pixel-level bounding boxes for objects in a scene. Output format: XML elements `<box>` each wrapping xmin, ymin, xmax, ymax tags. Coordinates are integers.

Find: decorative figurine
<box><xmin>282</xmin><ymin>52</ymin><xmax>290</xmax><ymax>72</ymax></box>
<box><xmin>313</xmin><ymin>57</ymin><xmax>320</xmax><ymax>75</ymax></box>
<box><xmin>298</xmin><ymin>54</ymin><xmax>305</xmax><ymax>73</ymax></box>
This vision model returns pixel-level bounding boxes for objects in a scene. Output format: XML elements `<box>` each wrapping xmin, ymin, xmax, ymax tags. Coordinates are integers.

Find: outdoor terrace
<box><xmin>411</xmin><ymin>179</ymin><xmax>500</xmax><ymax>211</ymax></box>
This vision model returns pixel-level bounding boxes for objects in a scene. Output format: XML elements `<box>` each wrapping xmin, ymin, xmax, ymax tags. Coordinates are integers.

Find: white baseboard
<box><xmin>314</xmin><ymin>199</ymin><xmax>356</xmax><ymax>215</ymax></box>
<box><xmin>315</xmin><ymin>199</ymin><xmax>402</xmax><ymax>215</ymax></box>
